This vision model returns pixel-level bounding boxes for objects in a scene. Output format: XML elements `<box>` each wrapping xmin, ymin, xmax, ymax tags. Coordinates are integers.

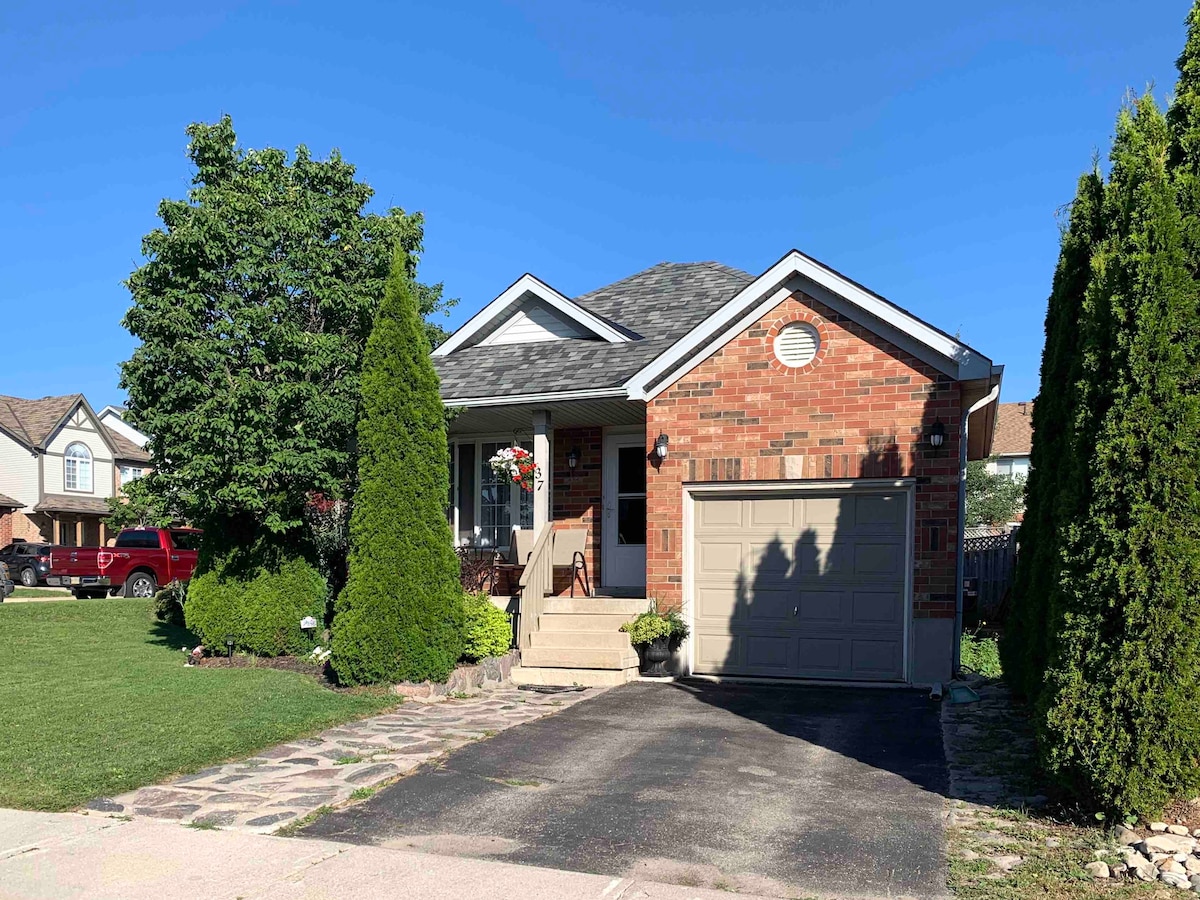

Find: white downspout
<box><xmin>954</xmin><ymin>383</ymin><xmax>1001</xmax><ymax>674</ymax></box>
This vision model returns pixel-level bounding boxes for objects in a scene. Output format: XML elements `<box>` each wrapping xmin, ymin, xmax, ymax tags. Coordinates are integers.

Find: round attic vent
<box><xmin>773</xmin><ymin>322</ymin><xmax>820</xmax><ymax>368</ymax></box>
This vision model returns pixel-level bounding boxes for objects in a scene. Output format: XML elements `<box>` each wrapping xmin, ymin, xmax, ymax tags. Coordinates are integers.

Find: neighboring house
<box><xmin>433</xmin><ymin>249</ymin><xmax>1003</xmax><ymax>687</ymax></box>
<box><xmin>0</xmin><ymin>394</ymin><xmax>152</xmax><ymax>547</ymax></box>
<box><xmin>986</xmin><ymin>401</ymin><xmax>1033</xmax><ymax>479</ymax></box>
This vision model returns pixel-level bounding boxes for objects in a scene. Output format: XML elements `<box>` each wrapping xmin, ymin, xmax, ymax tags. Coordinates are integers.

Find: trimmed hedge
<box><xmin>331</xmin><ymin>249</ymin><xmax>464</xmax><ymax>685</ymax></box>
<box><xmin>461</xmin><ymin>592</ymin><xmax>512</xmax><ymax>662</ymax></box>
<box><xmin>185</xmin><ymin>556</ymin><xmax>326</xmax><ymax>657</ymax></box>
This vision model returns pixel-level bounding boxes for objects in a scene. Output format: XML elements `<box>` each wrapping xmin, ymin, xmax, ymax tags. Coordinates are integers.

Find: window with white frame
<box><xmin>65</xmin><ymin>443</ymin><xmax>93</xmax><ymax>492</ymax></box>
<box><xmin>120</xmin><ymin>465</ymin><xmax>145</xmax><ymax>484</ymax></box>
<box><xmin>452</xmin><ymin>439</ymin><xmax>534</xmax><ymax>548</ymax></box>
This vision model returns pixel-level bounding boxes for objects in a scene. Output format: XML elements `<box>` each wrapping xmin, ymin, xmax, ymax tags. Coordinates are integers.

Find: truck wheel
<box><xmin>19</xmin><ymin>567</ymin><xmax>36</xmax><ymax>587</ymax></box>
<box><xmin>124</xmin><ymin>572</ymin><xmax>157</xmax><ymax>598</ymax></box>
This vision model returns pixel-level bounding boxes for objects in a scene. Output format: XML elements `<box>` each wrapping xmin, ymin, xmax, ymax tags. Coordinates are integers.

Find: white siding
<box><xmin>45</xmin><ymin>416</ymin><xmax>115</xmax><ymax>499</ymax></box>
<box><xmin>986</xmin><ymin>456</ymin><xmax>1030</xmax><ymax>479</ymax></box>
<box><xmin>0</xmin><ymin>432</ymin><xmax>38</xmax><ymax>508</ymax></box>
<box><xmin>478</xmin><ymin>300</ymin><xmax>591</xmax><ymax>346</ymax></box>
<box><xmin>97</xmin><ymin>410</ymin><xmax>149</xmax><ymax>448</ymax></box>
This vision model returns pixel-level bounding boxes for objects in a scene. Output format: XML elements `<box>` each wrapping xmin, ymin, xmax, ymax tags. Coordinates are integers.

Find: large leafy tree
<box><xmin>121</xmin><ymin>117</ymin><xmax>452</xmax><ymax>561</ymax></box>
<box><xmin>1039</xmin><ymin>93</ymin><xmax>1200</xmax><ymax>818</ymax></box>
<box><xmin>963</xmin><ymin>459</ymin><xmax>1026</xmax><ymax>528</ymax></box>
<box><xmin>331</xmin><ymin>250</ymin><xmax>464</xmax><ymax>685</ymax></box>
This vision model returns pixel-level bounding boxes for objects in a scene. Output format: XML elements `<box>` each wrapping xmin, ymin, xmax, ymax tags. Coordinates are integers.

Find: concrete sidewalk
<box><xmin>0</xmin><ymin>809</ymin><xmax>773</xmax><ymax>900</ymax></box>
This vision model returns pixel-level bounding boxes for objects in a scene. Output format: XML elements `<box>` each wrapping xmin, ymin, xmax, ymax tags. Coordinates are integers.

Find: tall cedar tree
<box><xmin>121</xmin><ymin>117</ymin><xmax>453</xmax><ymax>565</ymax></box>
<box><xmin>1000</xmin><ymin>170</ymin><xmax>1104</xmax><ymax>702</ymax></box>
<box><xmin>1040</xmin><ymin>94</ymin><xmax>1200</xmax><ymax>818</ymax></box>
<box><xmin>331</xmin><ymin>250</ymin><xmax>464</xmax><ymax>685</ymax></box>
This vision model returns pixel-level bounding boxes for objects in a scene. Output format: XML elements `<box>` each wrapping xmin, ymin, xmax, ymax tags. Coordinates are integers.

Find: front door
<box><xmin>602</xmin><ymin>432</ymin><xmax>647</xmax><ymax>591</ymax></box>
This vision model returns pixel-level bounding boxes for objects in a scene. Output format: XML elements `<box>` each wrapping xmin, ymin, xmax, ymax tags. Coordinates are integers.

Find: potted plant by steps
<box><xmin>620</xmin><ymin>605</ymin><xmax>689</xmax><ymax>677</ymax></box>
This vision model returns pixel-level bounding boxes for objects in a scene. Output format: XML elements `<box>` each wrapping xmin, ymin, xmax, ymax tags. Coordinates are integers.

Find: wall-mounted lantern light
<box><xmin>928</xmin><ymin>419</ymin><xmax>946</xmax><ymax>450</ymax></box>
<box><xmin>654</xmin><ymin>433</ymin><xmax>670</xmax><ymax>460</ymax></box>
<box><xmin>566</xmin><ymin>446</ymin><xmax>581</xmax><ymax>477</ymax></box>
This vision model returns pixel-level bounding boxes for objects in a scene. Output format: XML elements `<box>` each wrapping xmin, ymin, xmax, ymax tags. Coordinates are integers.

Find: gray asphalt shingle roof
<box><xmin>434</xmin><ymin>262</ymin><xmax>752</xmax><ymax>400</ymax></box>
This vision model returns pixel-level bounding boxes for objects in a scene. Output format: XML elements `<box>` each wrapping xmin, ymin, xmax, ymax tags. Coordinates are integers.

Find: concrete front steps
<box><xmin>512</xmin><ymin>597</ymin><xmax>647</xmax><ymax>688</ymax></box>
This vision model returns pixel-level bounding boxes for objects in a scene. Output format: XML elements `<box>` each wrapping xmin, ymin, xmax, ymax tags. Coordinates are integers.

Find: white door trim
<box><xmin>681</xmin><ymin>478</ymin><xmax>916</xmax><ymax>683</ymax></box>
<box><xmin>601</xmin><ymin>428</ymin><xmax>648</xmax><ymax>590</ymax></box>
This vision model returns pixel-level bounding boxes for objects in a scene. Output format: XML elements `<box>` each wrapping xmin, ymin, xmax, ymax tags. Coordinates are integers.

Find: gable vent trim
<box><xmin>773</xmin><ymin>322</ymin><xmax>820</xmax><ymax>368</ymax></box>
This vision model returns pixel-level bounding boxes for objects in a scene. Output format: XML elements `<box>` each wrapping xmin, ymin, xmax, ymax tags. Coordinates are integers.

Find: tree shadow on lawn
<box><xmin>147</xmin><ymin>619</ymin><xmax>199</xmax><ymax>652</ymax></box>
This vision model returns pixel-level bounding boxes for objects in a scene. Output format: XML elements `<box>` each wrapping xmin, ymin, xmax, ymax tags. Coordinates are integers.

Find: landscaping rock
<box><xmin>1153</xmin><ymin>822</ymin><xmax>1170</xmax><ymax>832</ymax></box>
<box><xmin>1085</xmin><ymin>861</ymin><xmax>1111</xmax><ymax>878</ymax></box>
<box><xmin>989</xmin><ymin>855</ymin><xmax>1023</xmax><ymax>872</ymax></box>
<box><xmin>1171</xmin><ymin>825</ymin><xmax>1192</xmax><ymax>836</ymax></box>
<box><xmin>1186</xmin><ymin>857</ymin><xmax>1200</xmax><ymax>876</ymax></box>
<box><xmin>1115</xmin><ymin>825</ymin><xmax>1142</xmax><ymax>846</ymax></box>
<box><xmin>1190</xmin><ymin>873</ymin><xmax>1200</xmax><ymax>889</ymax></box>
<box><xmin>1161</xmin><ymin>871</ymin><xmax>1192</xmax><ymax>890</ymax></box>
<box><xmin>1161</xmin><ymin>859</ymin><xmax>1187</xmax><ymax>876</ymax></box>
<box><xmin>1144</xmin><ymin>835</ymin><xmax>1198</xmax><ymax>856</ymax></box>
<box><xmin>1111</xmin><ymin>862</ymin><xmax>1129</xmax><ymax>877</ymax></box>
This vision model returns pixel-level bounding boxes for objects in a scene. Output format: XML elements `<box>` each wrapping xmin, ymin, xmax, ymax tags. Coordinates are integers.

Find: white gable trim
<box><xmin>624</xmin><ymin>250</ymin><xmax>993</xmax><ymax>400</ymax></box>
<box><xmin>432</xmin><ymin>274</ymin><xmax>632</xmax><ymax>358</ymax></box>
<box><xmin>477</xmin><ymin>299</ymin><xmax>592</xmax><ymax>346</ymax></box>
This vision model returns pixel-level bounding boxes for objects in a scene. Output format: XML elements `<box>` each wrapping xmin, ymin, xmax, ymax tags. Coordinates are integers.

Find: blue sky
<box><xmin>0</xmin><ymin>1</ymin><xmax>1189</xmax><ymax>409</ymax></box>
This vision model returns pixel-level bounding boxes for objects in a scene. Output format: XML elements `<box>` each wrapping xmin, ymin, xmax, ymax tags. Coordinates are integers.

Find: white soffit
<box><xmin>432</xmin><ymin>274</ymin><xmax>632</xmax><ymax>357</ymax></box>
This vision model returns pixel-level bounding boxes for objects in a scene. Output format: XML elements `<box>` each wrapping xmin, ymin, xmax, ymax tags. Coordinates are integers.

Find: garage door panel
<box><xmin>696</xmin><ymin>585</ymin><xmax>740</xmax><ymax>621</ymax></box>
<box><xmin>745</xmin><ymin>635</ymin><xmax>791</xmax><ymax>670</ymax></box>
<box><xmin>855</xmin><ymin>493</ymin><xmax>905</xmax><ymax>529</ymax></box>
<box><xmin>697</xmin><ymin>541</ymin><xmax>742</xmax><ymax>575</ymax></box>
<box><xmin>798</xmin><ymin>590</ymin><xmax>845</xmax><ymax>624</ymax></box>
<box><xmin>744</xmin><ymin>588</ymin><xmax>795</xmax><ymax>622</ymax></box>
<box><xmin>698</xmin><ymin>499</ymin><xmax>743</xmax><ymax>528</ymax></box>
<box><xmin>796</xmin><ymin>638</ymin><xmax>843</xmax><ymax>673</ymax></box>
<box><xmin>854</xmin><ymin>541</ymin><xmax>904</xmax><ymax>578</ymax></box>
<box><xmin>850</xmin><ymin>639</ymin><xmax>902</xmax><ymax>679</ymax></box>
<box><xmin>851</xmin><ymin>590</ymin><xmax>902</xmax><ymax>626</ymax></box>
<box><xmin>692</xmin><ymin>488</ymin><xmax>909</xmax><ymax>682</ymax></box>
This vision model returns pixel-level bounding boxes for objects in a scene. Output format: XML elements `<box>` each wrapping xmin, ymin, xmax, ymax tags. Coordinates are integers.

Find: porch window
<box><xmin>65</xmin><ymin>443</ymin><xmax>92</xmax><ymax>492</ymax></box>
<box><xmin>452</xmin><ymin>439</ymin><xmax>534</xmax><ymax>548</ymax></box>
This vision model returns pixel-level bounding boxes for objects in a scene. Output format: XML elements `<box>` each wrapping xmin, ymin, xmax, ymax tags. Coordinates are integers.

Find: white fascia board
<box><xmin>432</xmin><ymin>274</ymin><xmax>632</xmax><ymax>358</ymax></box>
<box><xmin>441</xmin><ymin>387</ymin><xmax>630</xmax><ymax>408</ymax></box>
<box><xmin>625</xmin><ymin>250</ymin><xmax>993</xmax><ymax>399</ymax></box>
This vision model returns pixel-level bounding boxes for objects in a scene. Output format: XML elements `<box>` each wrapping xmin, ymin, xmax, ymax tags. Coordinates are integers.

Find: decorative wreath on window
<box><xmin>488</xmin><ymin>446</ymin><xmax>540</xmax><ymax>492</ymax></box>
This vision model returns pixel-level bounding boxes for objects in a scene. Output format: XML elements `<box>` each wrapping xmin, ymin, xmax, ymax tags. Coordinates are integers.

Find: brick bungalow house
<box><xmin>0</xmin><ymin>394</ymin><xmax>151</xmax><ymax>551</ymax></box>
<box><xmin>433</xmin><ymin>250</ymin><xmax>1002</xmax><ymax>687</ymax></box>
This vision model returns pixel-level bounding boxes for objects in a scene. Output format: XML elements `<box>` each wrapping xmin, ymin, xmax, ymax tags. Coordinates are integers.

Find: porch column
<box><xmin>532</xmin><ymin>410</ymin><xmax>551</xmax><ymax>533</ymax></box>
<box><xmin>75</xmin><ymin>519</ymin><xmax>83</xmax><ymax>547</ymax></box>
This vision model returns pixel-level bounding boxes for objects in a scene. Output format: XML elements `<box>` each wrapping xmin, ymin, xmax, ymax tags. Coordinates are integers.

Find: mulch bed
<box><xmin>197</xmin><ymin>654</ymin><xmax>338</xmax><ymax>688</ymax></box>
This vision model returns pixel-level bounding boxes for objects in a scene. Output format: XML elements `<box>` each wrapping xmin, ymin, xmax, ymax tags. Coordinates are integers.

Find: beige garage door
<box><xmin>692</xmin><ymin>489</ymin><xmax>909</xmax><ymax>681</ymax></box>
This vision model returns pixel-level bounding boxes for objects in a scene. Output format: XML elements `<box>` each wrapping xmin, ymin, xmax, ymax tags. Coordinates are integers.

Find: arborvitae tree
<box><xmin>1001</xmin><ymin>170</ymin><xmax>1103</xmax><ymax>702</ymax></box>
<box><xmin>1039</xmin><ymin>94</ymin><xmax>1200</xmax><ymax>817</ymax></box>
<box><xmin>331</xmin><ymin>248</ymin><xmax>464</xmax><ymax>685</ymax></box>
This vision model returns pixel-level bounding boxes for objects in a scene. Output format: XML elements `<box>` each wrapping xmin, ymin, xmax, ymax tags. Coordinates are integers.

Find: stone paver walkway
<box><xmin>88</xmin><ymin>686</ymin><xmax>603</xmax><ymax>833</ymax></box>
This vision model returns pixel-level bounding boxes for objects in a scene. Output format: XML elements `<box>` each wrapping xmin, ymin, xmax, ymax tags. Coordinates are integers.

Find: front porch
<box><xmin>448</xmin><ymin>398</ymin><xmax>652</xmax><ymax>685</ymax></box>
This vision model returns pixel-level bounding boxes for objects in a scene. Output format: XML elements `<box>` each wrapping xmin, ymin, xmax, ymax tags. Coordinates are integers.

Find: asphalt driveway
<box><xmin>302</xmin><ymin>681</ymin><xmax>948</xmax><ymax>899</ymax></box>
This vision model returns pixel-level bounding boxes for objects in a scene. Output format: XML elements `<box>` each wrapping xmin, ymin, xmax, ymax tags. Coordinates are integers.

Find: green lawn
<box><xmin>0</xmin><ymin>598</ymin><xmax>397</xmax><ymax>810</ymax></box>
<box><xmin>7</xmin><ymin>588</ymin><xmax>71</xmax><ymax>599</ymax></box>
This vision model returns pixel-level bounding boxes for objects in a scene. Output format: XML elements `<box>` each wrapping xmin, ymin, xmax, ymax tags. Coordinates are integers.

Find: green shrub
<box><xmin>959</xmin><ymin>631</ymin><xmax>1002</xmax><ymax>679</ymax></box>
<box><xmin>331</xmin><ymin>250</ymin><xmax>465</xmax><ymax>685</ymax></box>
<box><xmin>152</xmin><ymin>580</ymin><xmax>187</xmax><ymax>627</ymax></box>
<box><xmin>461</xmin><ymin>592</ymin><xmax>512</xmax><ymax>661</ymax></box>
<box><xmin>185</xmin><ymin>556</ymin><xmax>326</xmax><ymax>657</ymax></box>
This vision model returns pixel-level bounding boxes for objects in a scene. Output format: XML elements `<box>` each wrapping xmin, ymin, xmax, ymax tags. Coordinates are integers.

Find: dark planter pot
<box><xmin>638</xmin><ymin>636</ymin><xmax>672</xmax><ymax>677</ymax></box>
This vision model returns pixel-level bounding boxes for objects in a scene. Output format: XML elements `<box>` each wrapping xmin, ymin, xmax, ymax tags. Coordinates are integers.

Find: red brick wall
<box><xmin>551</xmin><ymin>427</ymin><xmax>602</xmax><ymax>595</ymax></box>
<box><xmin>0</xmin><ymin>511</ymin><xmax>11</xmax><ymax>547</ymax></box>
<box><xmin>645</xmin><ymin>289</ymin><xmax>961</xmax><ymax>618</ymax></box>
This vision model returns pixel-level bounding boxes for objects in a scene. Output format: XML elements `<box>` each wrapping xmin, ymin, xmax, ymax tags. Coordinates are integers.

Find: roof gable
<box><xmin>625</xmin><ymin>250</ymin><xmax>996</xmax><ymax>400</ymax></box>
<box><xmin>0</xmin><ymin>393</ymin><xmax>128</xmax><ymax>458</ymax></box>
<box><xmin>432</xmin><ymin>274</ymin><xmax>634</xmax><ymax>358</ymax></box>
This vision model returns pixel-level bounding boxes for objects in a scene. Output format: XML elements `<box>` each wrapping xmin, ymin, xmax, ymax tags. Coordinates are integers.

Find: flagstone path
<box><xmin>86</xmin><ymin>686</ymin><xmax>604</xmax><ymax>833</ymax></box>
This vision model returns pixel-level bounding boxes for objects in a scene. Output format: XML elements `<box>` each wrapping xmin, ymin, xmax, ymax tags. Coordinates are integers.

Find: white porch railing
<box><xmin>517</xmin><ymin>525</ymin><xmax>554</xmax><ymax>651</ymax></box>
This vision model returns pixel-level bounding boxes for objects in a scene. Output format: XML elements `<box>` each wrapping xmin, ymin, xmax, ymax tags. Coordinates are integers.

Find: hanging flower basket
<box><xmin>489</xmin><ymin>446</ymin><xmax>540</xmax><ymax>492</ymax></box>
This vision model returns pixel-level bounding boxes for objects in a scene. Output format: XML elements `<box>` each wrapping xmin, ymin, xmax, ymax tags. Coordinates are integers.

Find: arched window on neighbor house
<box><xmin>65</xmin><ymin>442</ymin><xmax>93</xmax><ymax>492</ymax></box>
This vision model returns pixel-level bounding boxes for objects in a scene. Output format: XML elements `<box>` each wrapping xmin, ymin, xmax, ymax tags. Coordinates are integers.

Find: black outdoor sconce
<box><xmin>566</xmin><ymin>446</ymin><xmax>581</xmax><ymax>477</ymax></box>
<box><xmin>654</xmin><ymin>433</ymin><xmax>670</xmax><ymax>460</ymax></box>
<box><xmin>928</xmin><ymin>419</ymin><xmax>946</xmax><ymax>451</ymax></box>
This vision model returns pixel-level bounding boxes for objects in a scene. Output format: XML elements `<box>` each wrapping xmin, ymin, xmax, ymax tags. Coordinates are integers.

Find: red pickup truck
<box><xmin>47</xmin><ymin>527</ymin><xmax>202</xmax><ymax>599</ymax></box>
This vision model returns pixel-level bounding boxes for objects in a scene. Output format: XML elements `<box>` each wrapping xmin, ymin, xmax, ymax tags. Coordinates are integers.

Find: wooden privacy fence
<box><xmin>963</xmin><ymin>527</ymin><xmax>1019</xmax><ymax>625</ymax></box>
